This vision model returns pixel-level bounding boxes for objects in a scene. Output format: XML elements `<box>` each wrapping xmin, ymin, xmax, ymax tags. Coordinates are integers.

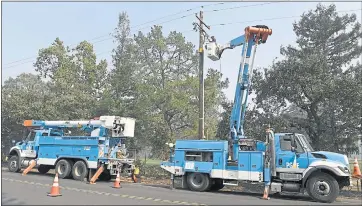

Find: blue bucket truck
<box><xmin>160</xmin><ymin>25</ymin><xmax>351</xmax><ymax>203</ymax></box>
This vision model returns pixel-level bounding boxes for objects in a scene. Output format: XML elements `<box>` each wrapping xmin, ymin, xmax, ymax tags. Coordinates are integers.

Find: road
<box><xmin>1</xmin><ymin>169</ymin><xmax>361</xmax><ymax>205</ymax></box>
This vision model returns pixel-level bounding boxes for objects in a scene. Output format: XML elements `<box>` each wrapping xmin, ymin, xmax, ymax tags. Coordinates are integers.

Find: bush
<box><xmin>139</xmin><ymin>164</ymin><xmax>169</xmax><ymax>179</ymax></box>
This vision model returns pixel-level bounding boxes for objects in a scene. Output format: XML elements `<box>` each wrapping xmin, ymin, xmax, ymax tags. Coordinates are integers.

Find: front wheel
<box><xmin>306</xmin><ymin>172</ymin><xmax>339</xmax><ymax>203</ymax></box>
<box><xmin>8</xmin><ymin>156</ymin><xmax>21</xmax><ymax>173</ymax></box>
<box><xmin>186</xmin><ymin>173</ymin><xmax>211</xmax><ymax>192</ymax></box>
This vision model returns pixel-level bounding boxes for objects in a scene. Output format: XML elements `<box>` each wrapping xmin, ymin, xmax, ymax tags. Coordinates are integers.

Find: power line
<box><xmin>2</xmin><ymin>14</ymin><xmax>198</xmax><ymax>70</ymax></box>
<box><xmin>3</xmin><ymin>2</ymin><xmax>226</xmax><ymax>67</ymax></box>
<box><xmin>203</xmin><ymin>2</ymin><xmax>278</xmax><ymax>13</ymax></box>
<box><xmin>170</xmin><ymin>8</ymin><xmax>362</xmax><ymax>35</ymax></box>
<box><xmin>5</xmin><ymin>7</ymin><xmax>359</xmax><ymax>70</ymax></box>
<box><xmin>131</xmin><ymin>2</ymin><xmax>224</xmax><ymax>29</ymax></box>
<box><xmin>209</xmin><ymin>8</ymin><xmax>362</xmax><ymax>27</ymax></box>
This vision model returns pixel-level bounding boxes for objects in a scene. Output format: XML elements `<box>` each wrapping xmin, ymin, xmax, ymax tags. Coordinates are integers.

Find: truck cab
<box><xmin>8</xmin><ymin>129</ymin><xmax>61</xmax><ymax>172</ymax></box>
<box><xmin>273</xmin><ymin>133</ymin><xmax>351</xmax><ymax>190</ymax></box>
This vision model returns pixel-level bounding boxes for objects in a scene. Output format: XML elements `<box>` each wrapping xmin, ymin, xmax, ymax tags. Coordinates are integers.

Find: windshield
<box><xmin>297</xmin><ymin>134</ymin><xmax>314</xmax><ymax>152</ymax></box>
<box><xmin>23</xmin><ymin>130</ymin><xmax>36</xmax><ymax>141</ymax></box>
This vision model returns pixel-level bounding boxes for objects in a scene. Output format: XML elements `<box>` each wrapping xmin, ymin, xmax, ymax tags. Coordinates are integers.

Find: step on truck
<box><xmin>7</xmin><ymin>116</ymin><xmax>137</xmax><ymax>182</ymax></box>
<box><xmin>160</xmin><ymin>25</ymin><xmax>352</xmax><ymax>203</ymax></box>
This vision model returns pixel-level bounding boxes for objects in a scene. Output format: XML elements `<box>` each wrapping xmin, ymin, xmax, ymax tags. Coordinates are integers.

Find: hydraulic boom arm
<box><xmin>206</xmin><ymin>25</ymin><xmax>272</xmax><ymax>161</ymax></box>
<box><xmin>23</xmin><ymin>116</ymin><xmax>136</xmax><ymax>138</ymax></box>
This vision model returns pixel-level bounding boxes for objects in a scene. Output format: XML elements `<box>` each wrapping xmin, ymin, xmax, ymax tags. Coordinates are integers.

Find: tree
<box><xmin>131</xmin><ymin>25</ymin><xmax>199</xmax><ymax>158</ymax></box>
<box><xmin>106</xmin><ymin>12</ymin><xmax>139</xmax><ymax>116</ymax></box>
<box><xmin>129</xmin><ymin>25</ymin><xmax>229</xmax><ymax>158</ymax></box>
<box><xmin>215</xmin><ymin>100</ymin><xmax>233</xmax><ymax>140</ymax></box>
<box><xmin>34</xmin><ymin>38</ymin><xmax>108</xmax><ymax>119</ymax></box>
<box><xmin>2</xmin><ymin>11</ymin><xmax>230</xmax><ymax>160</ymax></box>
<box><xmin>1</xmin><ymin>74</ymin><xmax>50</xmax><ymax>151</ymax></box>
<box><xmin>204</xmin><ymin>68</ymin><xmax>229</xmax><ymax>139</ymax></box>
<box><xmin>252</xmin><ymin>4</ymin><xmax>361</xmax><ymax>151</ymax></box>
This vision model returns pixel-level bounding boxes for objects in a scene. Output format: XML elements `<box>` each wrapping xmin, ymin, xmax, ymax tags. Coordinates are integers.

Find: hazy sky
<box><xmin>2</xmin><ymin>1</ymin><xmax>361</xmax><ymax>100</ymax></box>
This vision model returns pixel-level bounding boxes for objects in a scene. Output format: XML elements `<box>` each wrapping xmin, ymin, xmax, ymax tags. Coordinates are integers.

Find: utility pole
<box><xmin>194</xmin><ymin>8</ymin><xmax>210</xmax><ymax>140</ymax></box>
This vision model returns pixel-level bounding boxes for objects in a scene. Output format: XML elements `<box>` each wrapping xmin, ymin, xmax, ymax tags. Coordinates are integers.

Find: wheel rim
<box><xmin>10</xmin><ymin>160</ymin><xmax>17</xmax><ymax>170</ymax></box>
<box><xmin>191</xmin><ymin>174</ymin><xmax>203</xmax><ymax>187</ymax></box>
<box><xmin>58</xmin><ymin>163</ymin><xmax>66</xmax><ymax>174</ymax></box>
<box><xmin>314</xmin><ymin>180</ymin><xmax>331</xmax><ymax>196</ymax></box>
<box><xmin>75</xmin><ymin>165</ymin><xmax>83</xmax><ymax>177</ymax></box>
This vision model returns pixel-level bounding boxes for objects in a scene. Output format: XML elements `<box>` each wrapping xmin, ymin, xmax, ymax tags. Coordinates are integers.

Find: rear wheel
<box><xmin>55</xmin><ymin>159</ymin><xmax>72</xmax><ymax>179</ymax></box>
<box><xmin>186</xmin><ymin>173</ymin><xmax>211</xmax><ymax>192</ymax></box>
<box><xmin>72</xmin><ymin>161</ymin><xmax>88</xmax><ymax>181</ymax></box>
<box><xmin>306</xmin><ymin>172</ymin><xmax>339</xmax><ymax>203</ymax></box>
<box><xmin>8</xmin><ymin>156</ymin><xmax>21</xmax><ymax>173</ymax></box>
<box><xmin>38</xmin><ymin>165</ymin><xmax>51</xmax><ymax>174</ymax></box>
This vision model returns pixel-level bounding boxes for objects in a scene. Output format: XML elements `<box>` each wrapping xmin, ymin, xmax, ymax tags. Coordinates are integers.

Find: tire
<box><xmin>209</xmin><ymin>179</ymin><xmax>224</xmax><ymax>191</ymax></box>
<box><xmin>186</xmin><ymin>173</ymin><xmax>211</xmax><ymax>192</ymax></box>
<box><xmin>72</xmin><ymin>161</ymin><xmax>88</xmax><ymax>181</ymax></box>
<box><xmin>55</xmin><ymin>159</ymin><xmax>72</xmax><ymax>179</ymax></box>
<box><xmin>38</xmin><ymin>165</ymin><xmax>51</xmax><ymax>174</ymax></box>
<box><xmin>306</xmin><ymin>172</ymin><xmax>339</xmax><ymax>203</ymax></box>
<box><xmin>8</xmin><ymin>156</ymin><xmax>21</xmax><ymax>173</ymax></box>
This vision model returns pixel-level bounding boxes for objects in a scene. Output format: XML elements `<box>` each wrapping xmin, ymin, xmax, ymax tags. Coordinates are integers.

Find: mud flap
<box><xmin>181</xmin><ymin>175</ymin><xmax>188</xmax><ymax>189</ymax></box>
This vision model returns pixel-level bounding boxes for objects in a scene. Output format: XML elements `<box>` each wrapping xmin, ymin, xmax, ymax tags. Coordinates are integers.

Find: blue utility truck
<box><xmin>160</xmin><ymin>25</ymin><xmax>351</xmax><ymax>203</ymax></box>
<box><xmin>7</xmin><ymin>116</ymin><xmax>136</xmax><ymax>182</ymax></box>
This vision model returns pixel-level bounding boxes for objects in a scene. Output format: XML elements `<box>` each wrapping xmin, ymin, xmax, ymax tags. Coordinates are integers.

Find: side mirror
<box><xmin>291</xmin><ymin>146</ymin><xmax>296</xmax><ymax>152</ymax></box>
<box><xmin>290</xmin><ymin>136</ymin><xmax>297</xmax><ymax>152</ymax></box>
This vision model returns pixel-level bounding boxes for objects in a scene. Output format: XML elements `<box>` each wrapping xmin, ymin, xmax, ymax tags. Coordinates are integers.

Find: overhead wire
<box><xmin>3</xmin><ymin>2</ymin><xmax>226</xmax><ymax>68</ymax></box>
<box><xmin>203</xmin><ymin>2</ymin><xmax>278</xmax><ymax>13</ymax></box>
<box><xmin>209</xmin><ymin>8</ymin><xmax>362</xmax><ymax>27</ymax></box>
<box><xmin>131</xmin><ymin>2</ymin><xmax>225</xmax><ymax>29</ymax></box>
<box><xmin>178</xmin><ymin>8</ymin><xmax>362</xmax><ymax>36</ymax></box>
<box><xmin>2</xmin><ymin>14</ymin><xmax>197</xmax><ymax>70</ymax></box>
<box><xmin>5</xmin><ymin>2</ymin><xmax>280</xmax><ymax>69</ymax></box>
<box><xmin>3</xmin><ymin>7</ymin><xmax>360</xmax><ymax>70</ymax></box>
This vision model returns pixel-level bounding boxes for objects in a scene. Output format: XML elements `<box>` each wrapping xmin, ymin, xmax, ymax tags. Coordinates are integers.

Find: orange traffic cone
<box><xmin>47</xmin><ymin>173</ymin><xmax>62</xmax><ymax>197</ymax></box>
<box><xmin>111</xmin><ymin>171</ymin><xmax>122</xmax><ymax>189</ymax></box>
<box><xmin>352</xmin><ymin>157</ymin><xmax>361</xmax><ymax>178</ymax></box>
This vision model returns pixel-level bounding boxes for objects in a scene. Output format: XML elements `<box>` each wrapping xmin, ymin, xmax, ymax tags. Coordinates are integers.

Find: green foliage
<box><xmin>2</xmin><ymin>4</ymin><xmax>360</xmax><ymax>159</ymax></box>
<box><xmin>1</xmin><ymin>11</ymin><xmax>228</xmax><ymax>159</ymax></box>
<box><xmin>252</xmin><ymin>4</ymin><xmax>361</xmax><ymax>153</ymax></box>
<box><xmin>2</xmin><ymin>73</ymin><xmax>51</xmax><ymax>147</ymax></box>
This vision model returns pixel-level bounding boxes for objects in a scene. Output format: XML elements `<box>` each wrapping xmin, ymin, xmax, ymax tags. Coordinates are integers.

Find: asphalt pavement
<box><xmin>1</xmin><ymin>168</ymin><xmax>361</xmax><ymax>205</ymax></box>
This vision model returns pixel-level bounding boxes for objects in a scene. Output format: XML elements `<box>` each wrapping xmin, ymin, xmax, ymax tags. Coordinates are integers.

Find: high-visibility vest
<box><xmin>134</xmin><ymin>167</ymin><xmax>140</xmax><ymax>175</ymax></box>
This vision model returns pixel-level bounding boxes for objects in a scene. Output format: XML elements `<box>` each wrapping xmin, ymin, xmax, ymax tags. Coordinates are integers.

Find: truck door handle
<box><xmin>279</xmin><ymin>153</ymin><xmax>286</xmax><ymax>156</ymax></box>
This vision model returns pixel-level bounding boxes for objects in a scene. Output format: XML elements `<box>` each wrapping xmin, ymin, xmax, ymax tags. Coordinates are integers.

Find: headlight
<box><xmin>338</xmin><ymin>165</ymin><xmax>350</xmax><ymax>174</ymax></box>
